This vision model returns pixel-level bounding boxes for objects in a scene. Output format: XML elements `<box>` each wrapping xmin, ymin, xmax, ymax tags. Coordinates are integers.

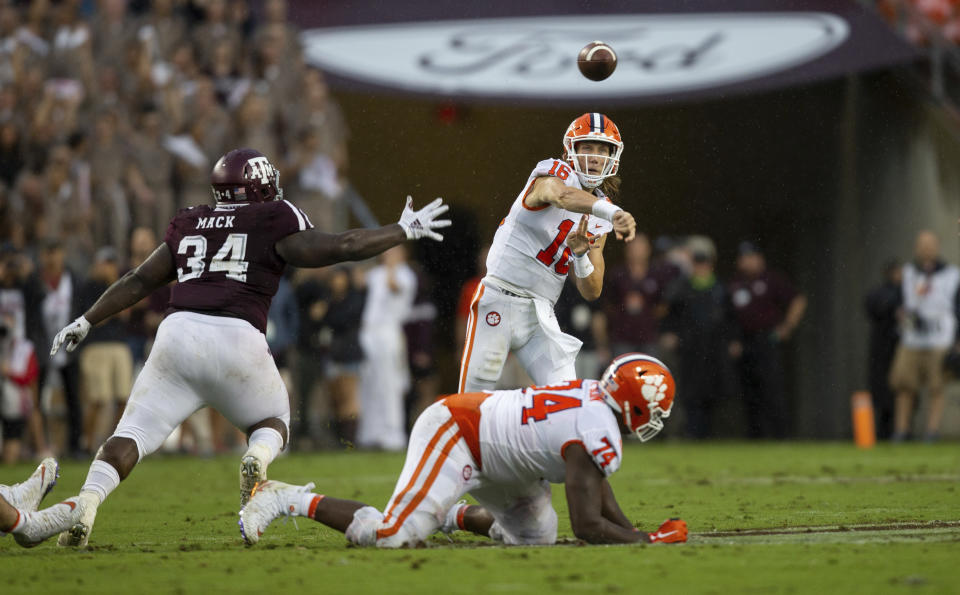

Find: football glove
<box><xmin>50</xmin><ymin>316</ymin><xmax>91</xmax><ymax>355</ymax></box>
<box><xmin>648</xmin><ymin>518</ymin><xmax>688</xmax><ymax>544</ymax></box>
<box><xmin>398</xmin><ymin>196</ymin><xmax>451</xmax><ymax>241</ymax></box>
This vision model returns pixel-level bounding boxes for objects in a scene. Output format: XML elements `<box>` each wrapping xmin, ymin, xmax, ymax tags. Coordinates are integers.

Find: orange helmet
<box><xmin>562</xmin><ymin>113</ymin><xmax>623</xmax><ymax>189</ymax></box>
<box><xmin>599</xmin><ymin>353</ymin><xmax>675</xmax><ymax>442</ymax></box>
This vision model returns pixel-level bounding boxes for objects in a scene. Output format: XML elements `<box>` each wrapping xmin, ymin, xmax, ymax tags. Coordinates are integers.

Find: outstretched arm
<box><xmin>276</xmin><ymin>225</ymin><xmax>407</xmax><ymax>268</ymax></box>
<box><xmin>564</xmin><ymin>443</ymin><xmax>647</xmax><ymax>544</ymax></box>
<box><xmin>50</xmin><ymin>244</ymin><xmax>176</xmax><ymax>355</ymax></box>
<box><xmin>527</xmin><ymin>177</ymin><xmax>635</xmax><ymax>241</ymax></box>
<box><xmin>276</xmin><ymin>196</ymin><xmax>451</xmax><ymax>268</ymax></box>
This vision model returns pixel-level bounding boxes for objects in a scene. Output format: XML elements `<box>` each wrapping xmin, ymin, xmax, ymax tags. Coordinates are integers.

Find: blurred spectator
<box><xmin>35</xmin><ymin>144</ymin><xmax>92</xmax><ymax>266</ymax></box>
<box><xmin>191</xmin><ymin>0</ymin><xmax>241</xmax><ymax>70</ymax></box>
<box><xmin>603</xmin><ymin>233</ymin><xmax>666</xmax><ymax>358</ymax></box>
<box><xmin>88</xmin><ymin>110</ymin><xmax>131</xmax><ymax>258</ymax></box>
<box><xmin>284</xmin><ymin>126</ymin><xmax>346</xmax><ymax>233</ymax></box>
<box><xmin>266</xmin><ymin>270</ymin><xmax>299</xmax><ymax>395</ymax></box>
<box><xmin>889</xmin><ymin>230</ymin><xmax>960</xmax><ymax>442</ymax></box>
<box><xmin>233</xmin><ymin>89</ymin><xmax>277</xmax><ymax>163</ymax></box>
<box><xmin>292</xmin><ymin>266</ymin><xmax>365</xmax><ymax>449</ymax></box>
<box><xmin>404</xmin><ymin>262</ymin><xmax>439</xmax><ymax>426</ymax></box>
<box><xmin>864</xmin><ymin>260</ymin><xmax>904</xmax><ymax>440</ymax></box>
<box><xmin>0</xmin><ymin>119</ymin><xmax>25</xmax><ymax>189</ymax></box>
<box><xmin>127</xmin><ymin>105</ymin><xmax>175</xmax><ymax>239</ymax></box>
<box><xmin>123</xmin><ymin>226</ymin><xmax>160</xmax><ymax>370</ymax></box>
<box><xmin>727</xmin><ymin>242</ymin><xmax>807</xmax><ymax>439</ymax></box>
<box><xmin>283</xmin><ymin>68</ymin><xmax>348</xmax><ymax>159</ymax></box>
<box><xmin>208</xmin><ymin>38</ymin><xmax>249</xmax><ymax>108</ymax></box>
<box><xmin>77</xmin><ymin>246</ymin><xmax>132</xmax><ymax>450</ymax></box>
<box><xmin>0</xmin><ymin>3</ymin><xmax>19</xmax><ymax>86</ymax></box>
<box><xmin>661</xmin><ymin>236</ymin><xmax>735</xmax><ymax>439</ymax></box>
<box><xmin>321</xmin><ymin>266</ymin><xmax>365</xmax><ymax>448</ymax></box>
<box><xmin>358</xmin><ymin>245</ymin><xmax>416</xmax><ymax>451</ymax></box>
<box><xmin>35</xmin><ymin>238</ymin><xmax>83</xmax><ymax>457</ymax></box>
<box><xmin>0</xmin><ymin>244</ymin><xmax>48</xmax><ymax>461</ymax></box>
<box><xmin>0</xmin><ymin>309</ymin><xmax>42</xmax><ymax>463</ymax></box>
<box><xmin>291</xmin><ymin>267</ymin><xmax>330</xmax><ymax>448</ymax></box>
<box><xmin>49</xmin><ymin>0</ymin><xmax>95</xmax><ymax>96</ymax></box>
<box><xmin>254</xmin><ymin>0</ymin><xmax>300</xmax><ymax>63</ymax></box>
<box><xmin>136</xmin><ymin>0</ymin><xmax>187</xmax><ymax>64</ymax></box>
<box><xmin>0</xmin><ymin>245</ymin><xmax>45</xmax><ymax>365</ymax></box>
<box><xmin>91</xmin><ymin>0</ymin><xmax>135</xmax><ymax>69</ymax></box>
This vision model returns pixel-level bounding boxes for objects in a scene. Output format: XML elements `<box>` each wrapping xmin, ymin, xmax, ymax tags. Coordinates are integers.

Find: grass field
<box><xmin>1</xmin><ymin>442</ymin><xmax>958</xmax><ymax>594</ymax></box>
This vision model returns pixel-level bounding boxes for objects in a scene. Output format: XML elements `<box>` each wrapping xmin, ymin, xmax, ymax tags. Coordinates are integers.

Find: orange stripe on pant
<box><xmin>376</xmin><ymin>429</ymin><xmax>464</xmax><ymax>540</ymax></box>
<box><xmin>443</xmin><ymin>392</ymin><xmax>490</xmax><ymax>470</ymax></box>
<box><xmin>457</xmin><ymin>283</ymin><xmax>485</xmax><ymax>392</ymax></box>
<box><xmin>382</xmin><ymin>418</ymin><xmax>457</xmax><ymax>524</ymax></box>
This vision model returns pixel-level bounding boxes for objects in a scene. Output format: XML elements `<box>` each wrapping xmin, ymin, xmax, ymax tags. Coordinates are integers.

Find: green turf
<box><xmin>2</xmin><ymin>442</ymin><xmax>958</xmax><ymax>594</ymax></box>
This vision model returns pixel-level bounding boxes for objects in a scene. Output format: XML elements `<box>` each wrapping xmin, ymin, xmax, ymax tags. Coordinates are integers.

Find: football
<box><xmin>577</xmin><ymin>41</ymin><xmax>617</xmax><ymax>81</ymax></box>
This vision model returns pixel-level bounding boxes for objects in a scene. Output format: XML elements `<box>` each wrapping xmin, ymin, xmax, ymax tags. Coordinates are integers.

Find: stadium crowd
<box><xmin>0</xmin><ymin>0</ymin><xmax>352</xmax><ymax>461</ymax></box>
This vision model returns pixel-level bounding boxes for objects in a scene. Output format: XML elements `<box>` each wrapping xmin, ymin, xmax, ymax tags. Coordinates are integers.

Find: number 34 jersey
<box><xmin>472</xmin><ymin>379</ymin><xmax>623</xmax><ymax>485</ymax></box>
<box><xmin>485</xmin><ymin>158</ymin><xmax>614</xmax><ymax>305</ymax></box>
<box><xmin>163</xmin><ymin>200</ymin><xmax>313</xmax><ymax>333</ymax></box>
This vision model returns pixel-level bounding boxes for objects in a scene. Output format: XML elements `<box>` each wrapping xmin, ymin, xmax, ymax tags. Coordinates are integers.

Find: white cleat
<box><xmin>56</xmin><ymin>492</ymin><xmax>99</xmax><ymax>548</ymax></box>
<box><xmin>0</xmin><ymin>458</ymin><xmax>59</xmax><ymax>512</ymax></box>
<box><xmin>14</xmin><ymin>496</ymin><xmax>85</xmax><ymax>548</ymax></box>
<box><xmin>238</xmin><ymin>480</ymin><xmax>315</xmax><ymax>546</ymax></box>
<box><xmin>239</xmin><ymin>449</ymin><xmax>270</xmax><ymax>507</ymax></box>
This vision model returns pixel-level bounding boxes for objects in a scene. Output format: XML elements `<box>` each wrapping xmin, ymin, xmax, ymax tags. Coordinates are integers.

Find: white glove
<box><xmin>50</xmin><ymin>316</ymin><xmax>91</xmax><ymax>355</ymax></box>
<box><xmin>398</xmin><ymin>196</ymin><xmax>451</xmax><ymax>241</ymax></box>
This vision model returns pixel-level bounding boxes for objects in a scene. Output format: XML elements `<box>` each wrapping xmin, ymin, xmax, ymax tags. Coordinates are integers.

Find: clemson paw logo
<box><xmin>486</xmin><ymin>312</ymin><xmax>501</xmax><ymax>326</ymax></box>
<box><xmin>640</xmin><ymin>374</ymin><xmax>668</xmax><ymax>404</ymax></box>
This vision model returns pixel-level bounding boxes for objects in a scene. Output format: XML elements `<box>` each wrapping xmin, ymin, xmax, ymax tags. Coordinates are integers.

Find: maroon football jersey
<box><xmin>163</xmin><ymin>199</ymin><xmax>313</xmax><ymax>333</ymax></box>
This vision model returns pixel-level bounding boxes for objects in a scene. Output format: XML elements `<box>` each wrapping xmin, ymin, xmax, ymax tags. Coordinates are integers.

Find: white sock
<box><xmin>294</xmin><ymin>492</ymin><xmax>324</xmax><ymax>518</ymax></box>
<box><xmin>7</xmin><ymin>509</ymin><xmax>26</xmax><ymax>533</ymax></box>
<box><xmin>80</xmin><ymin>460</ymin><xmax>121</xmax><ymax>504</ymax></box>
<box><xmin>245</xmin><ymin>428</ymin><xmax>283</xmax><ymax>464</ymax></box>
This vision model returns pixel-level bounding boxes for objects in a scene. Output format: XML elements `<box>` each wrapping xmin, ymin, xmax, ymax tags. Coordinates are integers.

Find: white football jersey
<box><xmin>478</xmin><ymin>379</ymin><xmax>623</xmax><ymax>485</ymax></box>
<box><xmin>485</xmin><ymin>158</ymin><xmax>614</xmax><ymax>305</ymax></box>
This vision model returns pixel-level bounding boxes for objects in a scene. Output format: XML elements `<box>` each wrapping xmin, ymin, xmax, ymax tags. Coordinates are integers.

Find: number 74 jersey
<box><xmin>163</xmin><ymin>199</ymin><xmax>313</xmax><ymax>334</ymax></box>
<box><xmin>469</xmin><ymin>379</ymin><xmax>624</xmax><ymax>485</ymax></box>
<box><xmin>485</xmin><ymin>158</ymin><xmax>614</xmax><ymax>305</ymax></box>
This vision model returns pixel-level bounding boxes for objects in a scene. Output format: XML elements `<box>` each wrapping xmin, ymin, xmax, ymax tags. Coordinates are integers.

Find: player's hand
<box><xmin>566</xmin><ymin>215</ymin><xmax>591</xmax><ymax>256</ymax></box>
<box><xmin>612</xmin><ymin>210</ymin><xmax>636</xmax><ymax>242</ymax></box>
<box><xmin>398</xmin><ymin>196</ymin><xmax>452</xmax><ymax>241</ymax></box>
<box><xmin>50</xmin><ymin>316</ymin><xmax>91</xmax><ymax>355</ymax></box>
<box><xmin>647</xmin><ymin>518</ymin><xmax>687</xmax><ymax>544</ymax></box>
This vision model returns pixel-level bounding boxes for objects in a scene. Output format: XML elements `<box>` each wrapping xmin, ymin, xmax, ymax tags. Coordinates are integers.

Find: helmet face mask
<box><xmin>211</xmin><ymin>148</ymin><xmax>284</xmax><ymax>203</ymax></box>
<box><xmin>599</xmin><ymin>353</ymin><xmax>675</xmax><ymax>442</ymax></box>
<box><xmin>562</xmin><ymin>113</ymin><xmax>623</xmax><ymax>189</ymax></box>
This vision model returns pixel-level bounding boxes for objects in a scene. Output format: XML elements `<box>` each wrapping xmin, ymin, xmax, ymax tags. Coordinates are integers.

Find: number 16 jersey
<box><xmin>163</xmin><ymin>199</ymin><xmax>313</xmax><ymax>333</ymax></box>
<box><xmin>485</xmin><ymin>158</ymin><xmax>613</xmax><ymax>305</ymax></box>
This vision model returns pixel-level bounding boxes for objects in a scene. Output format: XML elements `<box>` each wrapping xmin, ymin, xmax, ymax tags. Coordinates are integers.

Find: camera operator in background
<box><xmin>889</xmin><ymin>230</ymin><xmax>960</xmax><ymax>443</ymax></box>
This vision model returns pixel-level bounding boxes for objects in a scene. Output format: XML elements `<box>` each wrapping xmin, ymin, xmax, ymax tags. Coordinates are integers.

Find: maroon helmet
<box><xmin>210</xmin><ymin>148</ymin><xmax>283</xmax><ymax>203</ymax></box>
